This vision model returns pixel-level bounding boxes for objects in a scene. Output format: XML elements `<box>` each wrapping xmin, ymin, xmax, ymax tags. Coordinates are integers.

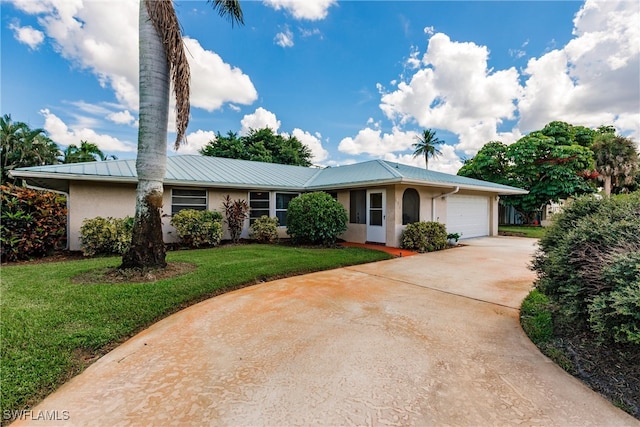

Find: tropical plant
<box><xmin>222</xmin><ymin>195</ymin><xmax>249</xmax><ymax>243</ymax></box>
<box><xmin>63</xmin><ymin>140</ymin><xmax>115</xmax><ymax>163</ymax></box>
<box><xmin>286</xmin><ymin>192</ymin><xmax>348</xmax><ymax>246</ymax></box>
<box><xmin>1</xmin><ymin>114</ymin><xmax>60</xmax><ymax>184</ymax></box>
<box><xmin>412</xmin><ymin>129</ymin><xmax>443</xmax><ymax>170</ymax></box>
<box><xmin>0</xmin><ymin>184</ymin><xmax>67</xmax><ymax>262</ymax></box>
<box><xmin>122</xmin><ymin>0</ymin><xmax>243</xmax><ymax>269</ymax></box>
<box><xmin>591</xmin><ymin>133</ymin><xmax>638</xmax><ymax>196</ymax></box>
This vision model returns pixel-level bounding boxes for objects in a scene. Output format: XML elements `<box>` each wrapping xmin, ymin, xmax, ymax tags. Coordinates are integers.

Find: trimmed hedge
<box><xmin>400</xmin><ymin>221</ymin><xmax>448</xmax><ymax>252</ymax></box>
<box><xmin>1</xmin><ymin>184</ymin><xmax>67</xmax><ymax>261</ymax></box>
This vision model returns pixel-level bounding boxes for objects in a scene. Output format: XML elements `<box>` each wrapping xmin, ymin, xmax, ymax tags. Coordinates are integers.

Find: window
<box><xmin>349</xmin><ymin>190</ymin><xmax>366</xmax><ymax>224</ymax></box>
<box><xmin>249</xmin><ymin>191</ymin><xmax>270</xmax><ymax>224</ymax></box>
<box><xmin>171</xmin><ymin>188</ymin><xmax>207</xmax><ymax>215</ymax></box>
<box><xmin>402</xmin><ymin>188</ymin><xmax>420</xmax><ymax>225</ymax></box>
<box><xmin>275</xmin><ymin>193</ymin><xmax>298</xmax><ymax>226</ymax></box>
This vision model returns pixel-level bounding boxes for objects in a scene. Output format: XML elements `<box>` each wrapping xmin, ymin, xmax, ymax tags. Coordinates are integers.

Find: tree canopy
<box><xmin>458</xmin><ymin>122</ymin><xmax>599</xmax><ymax>223</ymax></box>
<box><xmin>62</xmin><ymin>140</ymin><xmax>114</xmax><ymax>163</ymax></box>
<box><xmin>1</xmin><ymin>114</ymin><xmax>60</xmax><ymax>184</ymax></box>
<box><xmin>200</xmin><ymin>127</ymin><xmax>312</xmax><ymax>167</ymax></box>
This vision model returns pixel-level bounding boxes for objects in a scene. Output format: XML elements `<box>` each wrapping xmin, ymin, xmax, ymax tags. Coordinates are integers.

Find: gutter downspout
<box><xmin>25</xmin><ymin>184</ymin><xmax>71</xmax><ymax>250</ymax></box>
<box><xmin>431</xmin><ymin>186</ymin><xmax>459</xmax><ymax>221</ymax></box>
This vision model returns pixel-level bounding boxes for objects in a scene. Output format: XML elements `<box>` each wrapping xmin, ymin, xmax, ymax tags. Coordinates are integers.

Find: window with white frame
<box><xmin>249</xmin><ymin>191</ymin><xmax>270</xmax><ymax>224</ymax></box>
<box><xmin>171</xmin><ymin>188</ymin><xmax>207</xmax><ymax>215</ymax></box>
<box><xmin>275</xmin><ymin>193</ymin><xmax>298</xmax><ymax>226</ymax></box>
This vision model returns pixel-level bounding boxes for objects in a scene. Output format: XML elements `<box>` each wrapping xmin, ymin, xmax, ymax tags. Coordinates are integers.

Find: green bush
<box><xmin>520</xmin><ymin>289</ymin><xmax>554</xmax><ymax>345</ymax></box>
<box><xmin>250</xmin><ymin>215</ymin><xmax>279</xmax><ymax>243</ymax></box>
<box><xmin>170</xmin><ymin>209</ymin><xmax>223</xmax><ymax>248</ymax></box>
<box><xmin>400</xmin><ymin>221</ymin><xmax>447</xmax><ymax>252</ymax></box>
<box><xmin>532</xmin><ymin>192</ymin><xmax>640</xmax><ymax>345</ymax></box>
<box><xmin>286</xmin><ymin>192</ymin><xmax>347</xmax><ymax>246</ymax></box>
<box><xmin>1</xmin><ymin>184</ymin><xmax>67</xmax><ymax>261</ymax></box>
<box><xmin>588</xmin><ymin>252</ymin><xmax>640</xmax><ymax>344</ymax></box>
<box><xmin>79</xmin><ymin>216</ymin><xmax>133</xmax><ymax>256</ymax></box>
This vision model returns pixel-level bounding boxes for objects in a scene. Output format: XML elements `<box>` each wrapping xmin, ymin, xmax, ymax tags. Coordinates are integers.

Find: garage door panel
<box><xmin>446</xmin><ymin>195</ymin><xmax>489</xmax><ymax>239</ymax></box>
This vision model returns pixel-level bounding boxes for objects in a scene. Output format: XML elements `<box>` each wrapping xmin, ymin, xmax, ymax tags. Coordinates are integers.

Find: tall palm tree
<box><xmin>412</xmin><ymin>129</ymin><xmax>443</xmax><ymax>170</ymax></box>
<box><xmin>122</xmin><ymin>0</ymin><xmax>244</xmax><ymax>269</ymax></box>
<box><xmin>591</xmin><ymin>133</ymin><xmax>639</xmax><ymax>196</ymax></box>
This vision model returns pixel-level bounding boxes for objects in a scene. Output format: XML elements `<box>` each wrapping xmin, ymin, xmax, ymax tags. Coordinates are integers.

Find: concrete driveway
<box><xmin>14</xmin><ymin>237</ymin><xmax>637</xmax><ymax>426</ymax></box>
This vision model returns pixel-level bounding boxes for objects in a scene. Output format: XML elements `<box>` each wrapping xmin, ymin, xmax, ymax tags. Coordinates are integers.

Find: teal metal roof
<box><xmin>11</xmin><ymin>155</ymin><xmax>527</xmax><ymax>195</ymax></box>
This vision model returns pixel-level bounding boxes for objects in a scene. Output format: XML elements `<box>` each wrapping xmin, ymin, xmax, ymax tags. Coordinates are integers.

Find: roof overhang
<box><xmin>10</xmin><ymin>166</ymin><xmax>528</xmax><ymax>196</ymax></box>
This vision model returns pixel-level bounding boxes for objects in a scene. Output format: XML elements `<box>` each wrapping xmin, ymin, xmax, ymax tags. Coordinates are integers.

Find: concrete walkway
<box><xmin>14</xmin><ymin>237</ymin><xmax>638</xmax><ymax>426</ymax></box>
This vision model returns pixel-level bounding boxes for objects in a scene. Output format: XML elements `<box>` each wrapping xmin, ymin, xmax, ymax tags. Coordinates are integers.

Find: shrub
<box><xmin>532</xmin><ymin>192</ymin><xmax>640</xmax><ymax>345</ymax></box>
<box><xmin>250</xmin><ymin>215</ymin><xmax>279</xmax><ymax>243</ymax></box>
<box><xmin>400</xmin><ymin>221</ymin><xmax>447</xmax><ymax>252</ymax></box>
<box><xmin>222</xmin><ymin>195</ymin><xmax>249</xmax><ymax>243</ymax></box>
<box><xmin>520</xmin><ymin>289</ymin><xmax>554</xmax><ymax>345</ymax></box>
<box><xmin>80</xmin><ymin>216</ymin><xmax>133</xmax><ymax>256</ymax></box>
<box><xmin>286</xmin><ymin>192</ymin><xmax>347</xmax><ymax>246</ymax></box>
<box><xmin>170</xmin><ymin>209</ymin><xmax>223</xmax><ymax>248</ymax></box>
<box><xmin>588</xmin><ymin>251</ymin><xmax>640</xmax><ymax>344</ymax></box>
<box><xmin>1</xmin><ymin>184</ymin><xmax>67</xmax><ymax>262</ymax></box>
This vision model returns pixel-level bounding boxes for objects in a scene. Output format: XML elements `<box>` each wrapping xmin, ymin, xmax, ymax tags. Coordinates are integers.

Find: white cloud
<box><xmin>263</xmin><ymin>0</ymin><xmax>337</xmax><ymax>21</ymax></box>
<box><xmin>519</xmin><ymin>0</ymin><xmax>640</xmax><ymax>140</ymax></box>
<box><xmin>423</xmin><ymin>26</ymin><xmax>435</xmax><ymax>36</ymax></box>
<box><xmin>40</xmin><ymin>109</ymin><xmax>135</xmax><ymax>154</ymax></box>
<box><xmin>291</xmin><ymin>128</ymin><xmax>328</xmax><ymax>163</ymax></box>
<box><xmin>9</xmin><ymin>22</ymin><xmax>45</xmax><ymax>49</ymax></box>
<box><xmin>185</xmin><ymin>37</ymin><xmax>258</xmax><ymax>111</ymax></box>
<box><xmin>240</xmin><ymin>107</ymin><xmax>281</xmax><ymax>135</ymax></box>
<box><xmin>11</xmin><ymin>1</ymin><xmax>257</xmax><ymax>116</ymax></box>
<box><xmin>338</xmin><ymin>127</ymin><xmax>418</xmax><ymax>156</ymax></box>
<box><xmin>107</xmin><ymin>110</ymin><xmax>135</xmax><ymax>125</ymax></box>
<box><xmin>179</xmin><ymin>129</ymin><xmax>216</xmax><ymax>155</ymax></box>
<box><xmin>274</xmin><ymin>27</ymin><xmax>294</xmax><ymax>48</ymax></box>
<box><xmin>379</xmin><ymin>33</ymin><xmax>522</xmax><ymax>155</ymax></box>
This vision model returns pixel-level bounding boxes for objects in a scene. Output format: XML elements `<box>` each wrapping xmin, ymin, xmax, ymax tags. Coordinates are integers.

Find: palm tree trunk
<box><xmin>603</xmin><ymin>175</ymin><xmax>612</xmax><ymax>196</ymax></box>
<box><xmin>121</xmin><ymin>0</ymin><xmax>169</xmax><ymax>269</ymax></box>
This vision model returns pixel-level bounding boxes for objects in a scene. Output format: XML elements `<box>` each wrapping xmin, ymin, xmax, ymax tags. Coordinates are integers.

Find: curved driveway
<box><xmin>16</xmin><ymin>237</ymin><xmax>637</xmax><ymax>426</ymax></box>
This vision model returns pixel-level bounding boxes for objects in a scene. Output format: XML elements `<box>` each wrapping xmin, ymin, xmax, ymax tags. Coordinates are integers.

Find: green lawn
<box><xmin>0</xmin><ymin>244</ymin><xmax>390</xmax><ymax>418</ymax></box>
<box><xmin>499</xmin><ymin>225</ymin><xmax>547</xmax><ymax>239</ymax></box>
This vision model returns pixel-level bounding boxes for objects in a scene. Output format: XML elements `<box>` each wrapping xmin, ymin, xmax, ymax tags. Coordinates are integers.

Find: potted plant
<box><xmin>447</xmin><ymin>232</ymin><xmax>461</xmax><ymax>246</ymax></box>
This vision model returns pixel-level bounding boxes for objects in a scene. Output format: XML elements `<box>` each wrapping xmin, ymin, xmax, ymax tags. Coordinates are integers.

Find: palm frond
<box><xmin>144</xmin><ymin>0</ymin><xmax>190</xmax><ymax>149</ymax></box>
<box><xmin>209</xmin><ymin>0</ymin><xmax>244</xmax><ymax>27</ymax></box>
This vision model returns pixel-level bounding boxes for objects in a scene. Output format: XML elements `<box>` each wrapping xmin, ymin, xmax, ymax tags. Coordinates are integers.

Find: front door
<box><xmin>366</xmin><ymin>189</ymin><xmax>386</xmax><ymax>243</ymax></box>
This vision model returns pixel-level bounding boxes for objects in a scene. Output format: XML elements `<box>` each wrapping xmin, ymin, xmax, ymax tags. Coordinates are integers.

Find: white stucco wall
<box><xmin>66</xmin><ymin>182</ymin><xmax>501</xmax><ymax>252</ymax></box>
<box><xmin>68</xmin><ymin>181</ymin><xmax>137</xmax><ymax>251</ymax></box>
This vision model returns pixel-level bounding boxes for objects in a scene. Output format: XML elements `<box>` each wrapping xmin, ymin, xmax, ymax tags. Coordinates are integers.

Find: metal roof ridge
<box><xmin>302</xmin><ymin>167</ymin><xmax>326</xmax><ymax>188</ymax></box>
<box><xmin>377</xmin><ymin>159</ymin><xmax>404</xmax><ymax>178</ymax></box>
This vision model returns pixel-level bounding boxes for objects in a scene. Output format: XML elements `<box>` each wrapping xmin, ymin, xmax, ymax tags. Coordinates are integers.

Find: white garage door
<box><xmin>446</xmin><ymin>195</ymin><xmax>489</xmax><ymax>239</ymax></box>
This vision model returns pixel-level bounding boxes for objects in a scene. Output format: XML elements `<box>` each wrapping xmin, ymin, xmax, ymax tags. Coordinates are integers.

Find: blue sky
<box><xmin>2</xmin><ymin>0</ymin><xmax>639</xmax><ymax>173</ymax></box>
